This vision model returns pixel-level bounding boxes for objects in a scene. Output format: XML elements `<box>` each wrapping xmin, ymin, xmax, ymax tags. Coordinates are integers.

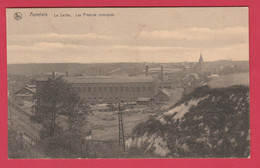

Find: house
<box><xmin>154</xmin><ymin>89</ymin><xmax>170</xmax><ymax>102</ymax></box>
<box><xmin>13</xmin><ymin>85</ymin><xmax>36</xmax><ymax>102</ymax></box>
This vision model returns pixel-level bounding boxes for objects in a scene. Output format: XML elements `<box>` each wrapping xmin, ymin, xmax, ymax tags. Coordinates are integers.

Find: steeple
<box><xmin>197</xmin><ymin>53</ymin><xmax>204</xmax><ymax>74</ymax></box>
<box><xmin>199</xmin><ymin>53</ymin><xmax>203</xmax><ymax>63</ymax></box>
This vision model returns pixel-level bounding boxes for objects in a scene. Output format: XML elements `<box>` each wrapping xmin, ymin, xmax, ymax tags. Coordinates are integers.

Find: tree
<box><xmin>36</xmin><ymin>77</ymin><xmax>81</xmax><ymax>137</ymax></box>
<box><xmin>36</xmin><ymin>77</ymin><xmax>90</xmax><ymax>158</ymax></box>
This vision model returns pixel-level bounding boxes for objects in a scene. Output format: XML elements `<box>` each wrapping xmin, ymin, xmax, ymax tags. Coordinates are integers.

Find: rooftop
<box><xmin>156</xmin><ymin>89</ymin><xmax>171</xmax><ymax>97</ymax></box>
<box><xmin>37</xmin><ymin>75</ymin><xmax>154</xmax><ymax>84</ymax></box>
<box><xmin>136</xmin><ymin>97</ymin><xmax>152</xmax><ymax>101</ymax></box>
<box><xmin>14</xmin><ymin>86</ymin><xmax>36</xmax><ymax>95</ymax></box>
<box><xmin>26</xmin><ymin>85</ymin><xmax>36</xmax><ymax>88</ymax></box>
<box><xmin>64</xmin><ymin>76</ymin><xmax>154</xmax><ymax>84</ymax></box>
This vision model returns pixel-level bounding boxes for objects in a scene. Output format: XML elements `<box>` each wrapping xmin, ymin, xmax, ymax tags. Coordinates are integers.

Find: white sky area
<box><xmin>6</xmin><ymin>8</ymin><xmax>249</xmax><ymax>64</ymax></box>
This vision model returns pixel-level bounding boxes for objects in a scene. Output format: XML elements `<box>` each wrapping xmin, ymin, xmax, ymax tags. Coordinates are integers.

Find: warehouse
<box><xmin>64</xmin><ymin>76</ymin><xmax>155</xmax><ymax>104</ymax></box>
<box><xmin>36</xmin><ymin>73</ymin><xmax>155</xmax><ymax>104</ymax></box>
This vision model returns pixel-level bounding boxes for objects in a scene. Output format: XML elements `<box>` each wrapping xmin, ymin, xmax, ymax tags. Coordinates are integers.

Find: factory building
<box><xmin>64</xmin><ymin>76</ymin><xmax>155</xmax><ymax>104</ymax></box>
<box><xmin>36</xmin><ymin>71</ymin><xmax>155</xmax><ymax>104</ymax></box>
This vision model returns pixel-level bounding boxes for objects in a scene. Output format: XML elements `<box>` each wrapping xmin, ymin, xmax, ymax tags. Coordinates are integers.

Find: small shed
<box><xmin>154</xmin><ymin>89</ymin><xmax>170</xmax><ymax>102</ymax></box>
<box><xmin>136</xmin><ymin>97</ymin><xmax>152</xmax><ymax>106</ymax></box>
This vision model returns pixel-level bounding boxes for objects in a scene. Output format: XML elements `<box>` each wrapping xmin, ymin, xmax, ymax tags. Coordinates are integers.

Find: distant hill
<box><xmin>7</xmin><ymin>61</ymin><xmax>248</xmax><ymax>77</ymax></box>
<box><xmin>7</xmin><ymin>63</ymin><xmax>150</xmax><ymax>76</ymax></box>
<box><xmin>126</xmin><ymin>85</ymin><xmax>250</xmax><ymax>158</ymax></box>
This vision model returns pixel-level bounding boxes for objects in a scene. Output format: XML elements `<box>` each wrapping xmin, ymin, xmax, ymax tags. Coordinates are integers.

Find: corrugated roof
<box><xmin>63</xmin><ymin>76</ymin><xmax>154</xmax><ymax>84</ymax></box>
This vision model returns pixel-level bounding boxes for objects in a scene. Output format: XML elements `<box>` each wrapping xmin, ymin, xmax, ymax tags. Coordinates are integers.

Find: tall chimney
<box><xmin>161</xmin><ymin>65</ymin><xmax>163</xmax><ymax>90</ymax></box>
<box><xmin>145</xmin><ymin>65</ymin><xmax>148</xmax><ymax>76</ymax></box>
<box><xmin>52</xmin><ymin>71</ymin><xmax>55</xmax><ymax>79</ymax></box>
<box><xmin>66</xmin><ymin>71</ymin><xmax>69</xmax><ymax>77</ymax></box>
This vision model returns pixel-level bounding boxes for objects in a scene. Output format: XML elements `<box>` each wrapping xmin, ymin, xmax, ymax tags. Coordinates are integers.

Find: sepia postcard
<box><xmin>6</xmin><ymin>7</ymin><xmax>249</xmax><ymax>159</ymax></box>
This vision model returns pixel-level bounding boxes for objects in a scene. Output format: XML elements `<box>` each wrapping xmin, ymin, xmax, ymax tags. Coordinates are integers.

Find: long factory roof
<box><xmin>37</xmin><ymin>75</ymin><xmax>154</xmax><ymax>84</ymax></box>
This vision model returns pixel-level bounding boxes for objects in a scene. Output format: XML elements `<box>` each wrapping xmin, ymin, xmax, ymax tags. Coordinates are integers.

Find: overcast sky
<box><xmin>7</xmin><ymin>7</ymin><xmax>248</xmax><ymax>64</ymax></box>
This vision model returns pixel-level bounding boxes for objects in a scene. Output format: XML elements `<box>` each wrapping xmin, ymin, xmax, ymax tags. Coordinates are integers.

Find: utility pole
<box><xmin>118</xmin><ymin>100</ymin><xmax>125</xmax><ymax>152</ymax></box>
<box><xmin>8</xmin><ymin>98</ymin><xmax>13</xmax><ymax>127</ymax></box>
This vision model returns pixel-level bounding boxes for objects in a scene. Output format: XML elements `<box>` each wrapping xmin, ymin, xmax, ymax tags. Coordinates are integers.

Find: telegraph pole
<box><xmin>118</xmin><ymin>100</ymin><xmax>125</xmax><ymax>152</ymax></box>
<box><xmin>8</xmin><ymin>98</ymin><xmax>13</xmax><ymax>127</ymax></box>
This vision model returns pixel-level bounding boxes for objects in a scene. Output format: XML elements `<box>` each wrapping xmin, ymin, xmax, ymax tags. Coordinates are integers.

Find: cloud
<box><xmin>7</xmin><ymin>42</ymin><xmax>248</xmax><ymax>64</ymax></box>
<box><xmin>7</xmin><ymin>42</ymin><xmax>87</xmax><ymax>51</ymax></box>
<box><xmin>7</xmin><ymin>33</ymin><xmax>113</xmax><ymax>46</ymax></box>
<box><xmin>139</xmin><ymin>26</ymin><xmax>248</xmax><ymax>41</ymax></box>
<box><xmin>7</xmin><ymin>26</ymin><xmax>248</xmax><ymax>50</ymax></box>
<box><xmin>7</xmin><ymin>26</ymin><xmax>248</xmax><ymax>64</ymax></box>
<box><xmin>7</xmin><ymin>43</ymin><xmax>201</xmax><ymax>54</ymax></box>
<box><xmin>34</xmin><ymin>33</ymin><xmax>112</xmax><ymax>40</ymax></box>
<box><xmin>113</xmin><ymin>45</ymin><xmax>193</xmax><ymax>51</ymax></box>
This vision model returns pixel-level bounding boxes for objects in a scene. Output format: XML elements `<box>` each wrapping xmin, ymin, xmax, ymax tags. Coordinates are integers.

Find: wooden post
<box><xmin>118</xmin><ymin>101</ymin><xmax>125</xmax><ymax>151</ymax></box>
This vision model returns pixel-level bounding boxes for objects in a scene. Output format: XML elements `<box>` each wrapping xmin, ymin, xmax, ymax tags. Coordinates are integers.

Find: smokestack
<box><xmin>66</xmin><ymin>71</ymin><xmax>69</xmax><ymax>77</ymax></box>
<box><xmin>52</xmin><ymin>71</ymin><xmax>55</xmax><ymax>79</ymax></box>
<box><xmin>161</xmin><ymin>65</ymin><xmax>163</xmax><ymax>90</ymax></box>
<box><xmin>145</xmin><ymin>65</ymin><xmax>148</xmax><ymax>76</ymax></box>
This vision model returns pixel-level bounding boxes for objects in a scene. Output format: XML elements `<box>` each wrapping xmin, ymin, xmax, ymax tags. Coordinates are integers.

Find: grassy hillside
<box><xmin>126</xmin><ymin>85</ymin><xmax>250</xmax><ymax>158</ymax></box>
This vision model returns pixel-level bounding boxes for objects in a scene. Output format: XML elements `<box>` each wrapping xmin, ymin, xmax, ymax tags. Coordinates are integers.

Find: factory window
<box><xmin>115</xmin><ymin>87</ymin><xmax>118</xmax><ymax>91</ymax></box>
<box><xmin>121</xmin><ymin>87</ymin><xmax>124</xmax><ymax>91</ymax></box>
<box><xmin>137</xmin><ymin>87</ymin><xmax>140</xmax><ymax>91</ymax></box>
<box><xmin>148</xmin><ymin>87</ymin><xmax>152</xmax><ymax>91</ymax></box>
<box><xmin>88</xmin><ymin>87</ymin><xmax>92</xmax><ymax>92</ymax></box>
<box><xmin>99</xmin><ymin>87</ymin><xmax>102</xmax><ymax>91</ymax></box>
<box><xmin>142</xmin><ymin>87</ymin><xmax>146</xmax><ymax>91</ymax></box>
<box><xmin>78</xmin><ymin>87</ymin><xmax>81</xmax><ymax>92</ymax></box>
<box><xmin>126</xmin><ymin>87</ymin><xmax>129</xmax><ymax>91</ymax></box>
<box><xmin>83</xmin><ymin>87</ymin><xmax>86</xmax><ymax>92</ymax></box>
<box><xmin>110</xmin><ymin>87</ymin><xmax>113</xmax><ymax>91</ymax></box>
<box><xmin>93</xmin><ymin>87</ymin><xmax>97</xmax><ymax>92</ymax></box>
<box><xmin>132</xmin><ymin>87</ymin><xmax>135</xmax><ymax>91</ymax></box>
<box><xmin>104</xmin><ymin>87</ymin><xmax>107</xmax><ymax>91</ymax></box>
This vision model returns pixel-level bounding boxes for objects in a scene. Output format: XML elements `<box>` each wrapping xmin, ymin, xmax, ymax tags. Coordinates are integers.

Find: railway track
<box><xmin>9</xmin><ymin>104</ymin><xmax>41</xmax><ymax>144</ymax></box>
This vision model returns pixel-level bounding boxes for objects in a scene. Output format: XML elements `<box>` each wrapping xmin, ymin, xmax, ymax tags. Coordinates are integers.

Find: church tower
<box><xmin>197</xmin><ymin>53</ymin><xmax>204</xmax><ymax>74</ymax></box>
<box><xmin>199</xmin><ymin>53</ymin><xmax>203</xmax><ymax>64</ymax></box>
